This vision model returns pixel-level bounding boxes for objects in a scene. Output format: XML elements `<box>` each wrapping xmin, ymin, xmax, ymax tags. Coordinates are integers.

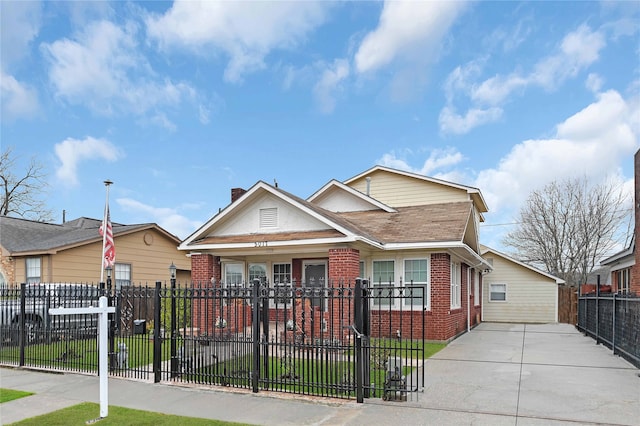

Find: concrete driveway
<box><xmin>2</xmin><ymin>322</ymin><xmax>639</xmax><ymax>425</ymax></box>
<box><xmin>400</xmin><ymin>322</ymin><xmax>640</xmax><ymax>425</ymax></box>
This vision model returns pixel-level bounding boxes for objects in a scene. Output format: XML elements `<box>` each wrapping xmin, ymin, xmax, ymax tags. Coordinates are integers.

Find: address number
<box><xmin>255</xmin><ymin>241</ymin><xmax>268</xmax><ymax>247</ymax></box>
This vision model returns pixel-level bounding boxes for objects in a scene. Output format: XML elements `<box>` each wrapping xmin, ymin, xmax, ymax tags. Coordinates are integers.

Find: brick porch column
<box><xmin>190</xmin><ymin>254</ymin><xmax>220</xmax><ymax>334</ymax></box>
<box><xmin>328</xmin><ymin>248</ymin><xmax>360</xmax><ymax>340</ymax></box>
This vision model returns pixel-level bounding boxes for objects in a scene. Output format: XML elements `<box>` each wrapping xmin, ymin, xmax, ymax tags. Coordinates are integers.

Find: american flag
<box><xmin>99</xmin><ymin>205</ymin><xmax>116</xmax><ymax>268</ymax></box>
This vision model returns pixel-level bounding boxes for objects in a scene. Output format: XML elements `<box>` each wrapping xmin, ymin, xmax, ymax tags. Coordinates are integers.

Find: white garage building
<box><xmin>481</xmin><ymin>246</ymin><xmax>564</xmax><ymax>323</ymax></box>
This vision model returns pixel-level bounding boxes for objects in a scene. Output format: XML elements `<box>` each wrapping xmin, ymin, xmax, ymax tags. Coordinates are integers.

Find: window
<box><xmin>224</xmin><ymin>263</ymin><xmax>244</xmax><ymax>287</ymax></box>
<box><xmin>450</xmin><ymin>262</ymin><xmax>461</xmax><ymax>309</ymax></box>
<box><xmin>260</xmin><ymin>208</ymin><xmax>278</xmax><ymax>228</ymax></box>
<box><xmin>248</xmin><ymin>263</ymin><xmax>267</xmax><ymax>286</ymax></box>
<box><xmin>474</xmin><ymin>270</ymin><xmax>480</xmax><ymax>306</ymax></box>
<box><xmin>273</xmin><ymin>263</ymin><xmax>292</xmax><ymax>304</ymax></box>
<box><xmin>490</xmin><ymin>283</ymin><xmax>507</xmax><ymax>301</ymax></box>
<box><xmin>359</xmin><ymin>261</ymin><xmax>365</xmax><ymax>280</ymax></box>
<box><xmin>115</xmin><ymin>263</ymin><xmax>131</xmax><ymax>289</ymax></box>
<box><xmin>26</xmin><ymin>257</ymin><xmax>41</xmax><ymax>283</ymax></box>
<box><xmin>272</xmin><ymin>263</ymin><xmax>291</xmax><ymax>284</ymax></box>
<box><xmin>617</xmin><ymin>269</ymin><xmax>630</xmax><ymax>294</ymax></box>
<box><xmin>373</xmin><ymin>260</ymin><xmax>394</xmax><ymax>307</ymax></box>
<box><xmin>404</xmin><ymin>259</ymin><xmax>429</xmax><ymax>309</ymax></box>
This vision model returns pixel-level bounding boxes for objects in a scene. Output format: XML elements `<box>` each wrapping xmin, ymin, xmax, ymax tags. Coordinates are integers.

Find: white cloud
<box><xmin>354</xmin><ymin>1</ymin><xmax>466</xmax><ymax>74</ymax></box>
<box><xmin>585</xmin><ymin>73</ymin><xmax>603</xmax><ymax>93</ymax></box>
<box><xmin>0</xmin><ymin>70</ymin><xmax>39</xmax><ymax>120</ymax></box>
<box><xmin>441</xmin><ymin>24</ymin><xmax>608</xmax><ymax>135</ymax></box>
<box><xmin>439</xmin><ymin>106</ymin><xmax>503</xmax><ymax>135</ymax></box>
<box><xmin>117</xmin><ymin>197</ymin><xmax>201</xmax><ymax>239</ymax></box>
<box><xmin>314</xmin><ymin>59</ymin><xmax>350</xmax><ymax>114</ymax></box>
<box><xmin>42</xmin><ymin>20</ymin><xmax>197</xmax><ymax>122</ymax></box>
<box><xmin>145</xmin><ymin>1</ymin><xmax>331</xmax><ymax>83</ymax></box>
<box><xmin>475</xmin><ymin>90</ymin><xmax>638</xmax><ymax>215</ymax></box>
<box><xmin>0</xmin><ymin>1</ymin><xmax>42</xmax><ymax>68</ymax></box>
<box><xmin>378</xmin><ymin>147</ymin><xmax>465</xmax><ymax>176</ymax></box>
<box><xmin>55</xmin><ymin>136</ymin><xmax>122</xmax><ymax>186</ymax></box>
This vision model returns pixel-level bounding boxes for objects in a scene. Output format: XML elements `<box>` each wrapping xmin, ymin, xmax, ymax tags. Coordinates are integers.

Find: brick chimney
<box><xmin>633</xmin><ymin>150</ymin><xmax>640</xmax><ymax>295</ymax></box>
<box><xmin>231</xmin><ymin>188</ymin><xmax>247</xmax><ymax>203</ymax></box>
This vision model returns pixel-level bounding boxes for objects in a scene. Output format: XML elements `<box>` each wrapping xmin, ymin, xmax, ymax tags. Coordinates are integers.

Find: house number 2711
<box><xmin>255</xmin><ymin>241</ymin><xmax>268</xmax><ymax>247</ymax></box>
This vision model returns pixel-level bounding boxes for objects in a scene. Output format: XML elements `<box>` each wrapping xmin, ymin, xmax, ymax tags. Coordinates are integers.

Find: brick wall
<box><xmin>190</xmin><ymin>253</ymin><xmax>220</xmax><ymax>334</ymax></box>
<box><xmin>633</xmin><ymin>150</ymin><xmax>640</xmax><ymax>295</ymax></box>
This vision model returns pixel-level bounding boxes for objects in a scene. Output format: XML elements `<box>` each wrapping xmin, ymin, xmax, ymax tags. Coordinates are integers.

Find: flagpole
<box><xmin>100</xmin><ymin>180</ymin><xmax>113</xmax><ymax>283</ymax></box>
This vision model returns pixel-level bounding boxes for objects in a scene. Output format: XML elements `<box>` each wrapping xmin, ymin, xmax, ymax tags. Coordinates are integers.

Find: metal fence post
<box><xmin>153</xmin><ymin>281</ymin><xmax>162</xmax><ymax>383</ymax></box>
<box><xmin>612</xmin><ymin>293</ymin><xmax>616</xmax><ymax>356</ymax></box>
<box><xmin>354</xmin><ymin>278</ymin><xmax>364</xmax><ymax>403</ymax></box>
<box><xmin>19</xmin><ymin>283</ymin><xmax>26</xmax><ymax>367</ymax></box>
<box><xmin>252</xmin><ymin>278</ymin><xmax>261</xmax><ymax>393</ymax></box>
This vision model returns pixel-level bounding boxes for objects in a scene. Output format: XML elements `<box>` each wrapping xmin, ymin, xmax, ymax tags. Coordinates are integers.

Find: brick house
<box><xmin>600</xmin><ymin>149</ymin><xmax>640</xmax><ymax>296</ymax></box>
<box><xmin>179</xmin><ymin>166</ymin><xmax>491</xmax><ymax>341</ymax></box>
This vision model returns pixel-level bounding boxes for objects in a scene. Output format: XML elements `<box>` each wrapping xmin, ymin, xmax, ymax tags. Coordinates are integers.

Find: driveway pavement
<box><xmin>1</xmin><ymin>322</ymin><xmax>638</xmax><ymax>425</ymax></box>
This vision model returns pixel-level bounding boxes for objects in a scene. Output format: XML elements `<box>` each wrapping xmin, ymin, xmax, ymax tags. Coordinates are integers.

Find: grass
<box><xmin>0</xmin><ymin>335</ymin><xmax>171</xmax><ymax>370</ymax></box>
<box><xmin>0</xmin><ymin>388</ymin><xmax>34</xmax><ymax>403</ymax></box>
<box><xmin>8</xmin><ymin>402</ymin><xmax>252</xmax><ymax>426</ymax></box>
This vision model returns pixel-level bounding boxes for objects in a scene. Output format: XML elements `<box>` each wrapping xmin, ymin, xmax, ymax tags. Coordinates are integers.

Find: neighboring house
<box><xmin>0</xmin><ymin>216</ymin><xmax>190</xmax><ymax>288</ymax></box>
<box><xmin>600</xmin><ymin>237</ymin><xmax>634</xmax><ymax>295</ymax></box>
<box><xmin>481</xmin><ymin>246</ymin><xmax>564</xmax><ymax>323</ymax></box>
<box><xmin>178</xmin><ymin>165</ymin><xmax>492</xmax><ymax>341</ymax></box>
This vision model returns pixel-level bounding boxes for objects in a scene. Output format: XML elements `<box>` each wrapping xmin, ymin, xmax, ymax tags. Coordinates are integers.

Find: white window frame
<box><xmin>272</xmin><ymin>262</ymin><xmax>292</xmax><ymax>306</ymax></box>
<box><xmin>26</xmin><ymin>257</ymin><xmax>41</xmax><ymax>284</ymax></box>
<box><xmin>115</xmin><ymin>263</ymin><xmax>131</xmax><ymax>290</ymax></box>
<box><xmin>224</xmin><ymin>263</ymin><xmax>245</xmax><ymax>287</ymax></box>
<box><xmin>403</xmin><ymin>258</ymin><xmax>430</xmax><ymax>310</ymax></box>
<box><xmin>450</xmin><ymin>261</ymin><xmax>461</xmax><ymax>309</ymax></box>
<box><xmin>372</xmin><ymin>259</ymin><xmax>395</xmax><ymax>308</ymax></box>
<box><xmin>617</xmin><ymin>269</ymin><xmax>630</xmax><ymax>294</ymax></box>
<box><xmin>248</xmin><ymin>263</ymin><xmax>267</xmax><ymax>286</ymax></box>
<box><xmin>474</xmin><ymin>270</ymin><xmax>480</xmax><ymax>306</ymax></box>
<box><xmin>489</xmin><ymin>283</ymin><xmax>507</xmax><ymax>302</ymax></box>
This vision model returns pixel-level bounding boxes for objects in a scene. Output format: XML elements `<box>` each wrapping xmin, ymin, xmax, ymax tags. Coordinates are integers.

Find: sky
<box><xmin>1</xmin><ymin>1</ymin><xmax>639</xmax><ymax>257</ymax></box>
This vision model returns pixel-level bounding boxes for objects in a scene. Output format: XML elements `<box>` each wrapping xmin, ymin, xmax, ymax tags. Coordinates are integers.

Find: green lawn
<box><xmin>0</xmin><ymin>336</ymin><xmax>171</xmax><ymax>370</ymax></box>
<box><xmin>0</xmin><ymin>388</ymin><xmax>34</xmax><ymax>403</ymax></box>
<box><xmin>8</xmin><ymin>402</ymin><xmax>252</xmax><ymax>426</ymax></box>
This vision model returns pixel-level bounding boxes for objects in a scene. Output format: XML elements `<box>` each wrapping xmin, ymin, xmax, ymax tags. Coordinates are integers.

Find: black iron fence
<box><xmin>577</xmin><ymin>293</ymin><xmax>640</xmax><ymax>368</ymax></box>
<box><xmin>0</xmin><ymin>279</ymin><xmax>428</xmax><ymax>402</ymax></box>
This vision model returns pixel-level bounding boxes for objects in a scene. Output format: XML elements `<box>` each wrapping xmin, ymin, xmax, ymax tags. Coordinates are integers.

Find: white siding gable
<box><xmin>214</xmin><ymin>192</ymin><xmax>330</xmax><ymax>236</ymax></box>
<box><xmin>313</xmin><ymin>189</ymin><xmax>381</xmax><ymax>212</ymax></box>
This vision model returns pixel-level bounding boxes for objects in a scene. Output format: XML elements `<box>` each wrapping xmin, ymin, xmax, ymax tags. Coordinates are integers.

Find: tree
<box><xmin>503</xmin><ymin>176</ymin><xmax>630</xmax><ymax>287</ymax></box>
<box><xmin>0</xmin><ymin>147</ymin><xmax>53</xmax><ymax>221</ymax></box>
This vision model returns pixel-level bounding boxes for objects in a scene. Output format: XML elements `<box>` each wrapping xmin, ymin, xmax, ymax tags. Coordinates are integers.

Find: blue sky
<box><xmin>2</xmin><ymin>1</ymin><xmax>639</xmax><ymax>255</ymax></box>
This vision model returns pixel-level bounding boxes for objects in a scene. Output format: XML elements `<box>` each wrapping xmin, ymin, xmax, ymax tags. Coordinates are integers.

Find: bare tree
<box><xmin>0</xmin><ymin>147</ymin><xmax>53</xmax><ymax>221</ymax></box>
<box><xmin>503</xmin><ymin>176</ymin><xmax>630</xmax><ymax>287</ymax></box>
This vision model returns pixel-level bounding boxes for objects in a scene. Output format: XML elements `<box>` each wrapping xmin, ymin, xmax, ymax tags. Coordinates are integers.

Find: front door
<box><xmin>303</xmin><ymin>261</ymin><xmax>326</xmax><ymax>310</ymax></box>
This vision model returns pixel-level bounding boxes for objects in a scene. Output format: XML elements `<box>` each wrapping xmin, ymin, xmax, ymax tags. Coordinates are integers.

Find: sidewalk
<box><xmin>2</xmin><ymin>323</ymin><xmax>639</xmax><ymax>425</ymax></box>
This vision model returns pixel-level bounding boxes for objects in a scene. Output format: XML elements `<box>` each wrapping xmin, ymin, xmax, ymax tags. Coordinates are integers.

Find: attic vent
<box><xmin>260</xmin><ymin>208</ymin><xmax>278</xmax><ymax>228</ymax></box>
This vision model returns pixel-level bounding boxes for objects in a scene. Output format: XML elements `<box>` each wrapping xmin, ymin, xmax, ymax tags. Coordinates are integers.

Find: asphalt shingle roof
<box><xmin>0</xmin><ymin>216</ymin><xmax>149</xmax><ymax>254</ymax></box>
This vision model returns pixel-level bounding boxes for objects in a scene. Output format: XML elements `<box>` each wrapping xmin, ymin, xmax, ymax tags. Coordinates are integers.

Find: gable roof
<box><xmin>600</xmin><ymin>234</ymin><xmax>635</xmax><ymax>266</ymax></box>
<box><xmin>344</xmin><ymin>165</ymin><xmax>489</xmax><ymax>214</ymax></box>
<box><xmin>481</xmin><ymin>245</ymin><xmax>565</xmax><ymax>284</ymax></box>
<box><xmin>307</xmin><ymin>179</ymin><xmax>396</xmax><ymax>213</ymax></box>
<box><xmin>0</xmin><ymin>216</ymin><xmax>180</xmax><ymax>255</ymax></box>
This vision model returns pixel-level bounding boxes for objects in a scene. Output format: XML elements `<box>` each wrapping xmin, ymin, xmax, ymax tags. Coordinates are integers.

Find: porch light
<box><xmin>169</xmin><ymin>262</ymin><xmax>177</xmax><ymax>280</ymax></box>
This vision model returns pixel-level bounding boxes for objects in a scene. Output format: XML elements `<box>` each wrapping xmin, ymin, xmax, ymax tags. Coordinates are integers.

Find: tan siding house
<box><xmin>481</xmin><ymin>246</ymin><xmax>563</xmax><ymax>323</ymax></box>
<box><xmin>0</xmin><ymin>216</ymin><xmax>190</xmax><ymax>287</ymax></box>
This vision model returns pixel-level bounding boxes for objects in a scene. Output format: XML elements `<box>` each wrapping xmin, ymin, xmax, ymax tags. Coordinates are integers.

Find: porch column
<box><xmin>328</xmin><ymin>247</ymin><xmax>360</xmax><ymax>287</ymax></box>
<box><xmin>190</xmin><ymin>254</ymin><xmax>220</xmax><ymax>335</ymax></box>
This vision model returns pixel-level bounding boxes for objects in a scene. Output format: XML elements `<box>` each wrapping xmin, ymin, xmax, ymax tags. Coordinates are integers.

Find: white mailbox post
<box><xmin>49</xmin><ymin>296</ymin><xmax>115</xmax><ymax>418</ymax></box>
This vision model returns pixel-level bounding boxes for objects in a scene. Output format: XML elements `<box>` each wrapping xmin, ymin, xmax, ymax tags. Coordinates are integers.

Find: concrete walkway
<box><xmin>1</xmin><ymin>323</ymin><xmax>638</xmax><ymax>425</ymax></box>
